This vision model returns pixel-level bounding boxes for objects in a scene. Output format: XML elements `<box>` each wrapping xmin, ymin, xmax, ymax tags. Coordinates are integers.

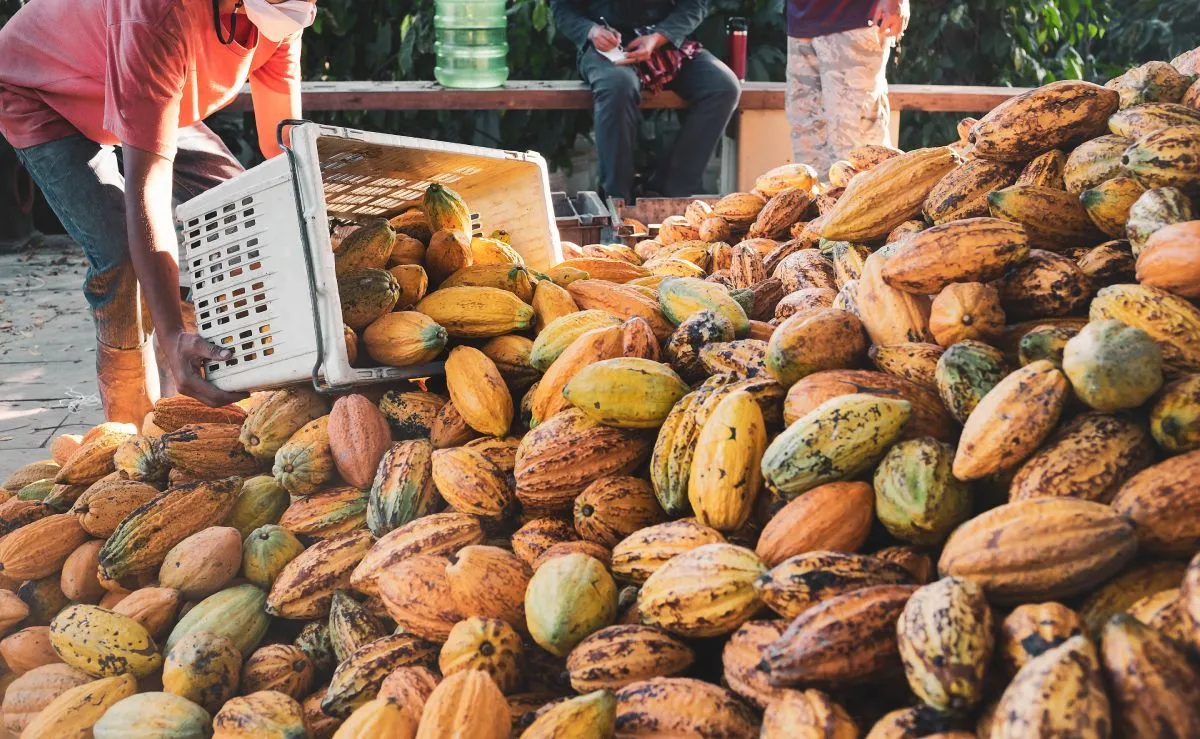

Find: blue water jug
<box><xmin>434</xmin><ymin>0</ymin><xmax>509</xmax><ymax>89</ymax></box>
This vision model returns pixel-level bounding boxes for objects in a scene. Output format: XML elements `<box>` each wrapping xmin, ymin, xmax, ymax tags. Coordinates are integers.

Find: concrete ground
<box><xmin>0</xmin><ymin>234</ymin><xmax>106</xmax><ymax>480</ymax></box>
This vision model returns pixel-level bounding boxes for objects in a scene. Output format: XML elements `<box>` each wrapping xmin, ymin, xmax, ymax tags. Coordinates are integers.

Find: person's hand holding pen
<box><xmin>617</xmin><ymin>32</ymin><xmax>668</xmax><ymax>65</ymax></box>
<box><xmin>588</xmin><ymin>16</ymin><xmax>622</xmax><ymax>52</ymax></box>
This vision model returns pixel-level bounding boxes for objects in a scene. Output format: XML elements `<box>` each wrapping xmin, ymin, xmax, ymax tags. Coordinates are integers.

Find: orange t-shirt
<box><xmin>0</xmin><ymin>0</ymin><xmax>300</xmax><ymax>159</ymax></box>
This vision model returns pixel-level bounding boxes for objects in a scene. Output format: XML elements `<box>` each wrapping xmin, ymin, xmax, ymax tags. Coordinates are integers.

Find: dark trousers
<box><xmin>580</xmin><ymin>47</ymin><xmax>740</xmax><ymax>200</ymax></box>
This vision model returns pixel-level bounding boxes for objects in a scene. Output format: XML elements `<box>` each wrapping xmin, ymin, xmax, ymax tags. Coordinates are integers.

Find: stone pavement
<box><xmin>0</xmin><ymin>234</ymin><xmax>107</xmax><ymax>480</ymax></box>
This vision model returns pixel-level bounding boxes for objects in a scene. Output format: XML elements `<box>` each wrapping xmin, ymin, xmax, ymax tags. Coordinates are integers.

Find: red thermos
<box><xmin>726</xmin><ymin>17</ymin><xmax>747</xmax><ymax>80</ymax></box>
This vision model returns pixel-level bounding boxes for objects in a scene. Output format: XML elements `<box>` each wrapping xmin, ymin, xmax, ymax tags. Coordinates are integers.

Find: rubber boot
<box><xmin>96</xmin><ymin>342</ymin><xmax>159</xmax><ymax>425</ymax></box>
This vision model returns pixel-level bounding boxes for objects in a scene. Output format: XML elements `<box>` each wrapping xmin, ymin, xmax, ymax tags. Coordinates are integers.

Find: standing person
<box><xmin>551</xmin><ymin>0</ymin><xmax>741</xmax><ymax>201</ymax></box>
<box><xmin>0</xmin><ymin>0</ymin><xmax>315</xmax><ymax>422</ymax></box>
<box><xmin>785</xmin><ymin>0</ymin><xmax>909</xmax><ymax>175</ymax></box>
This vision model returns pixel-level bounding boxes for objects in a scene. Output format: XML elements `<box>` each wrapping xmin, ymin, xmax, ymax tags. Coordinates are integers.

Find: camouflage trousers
<box><xmin>786</xmin><ymin>28</ymin><xmax>893</xmax><ymax>175</ymax></box>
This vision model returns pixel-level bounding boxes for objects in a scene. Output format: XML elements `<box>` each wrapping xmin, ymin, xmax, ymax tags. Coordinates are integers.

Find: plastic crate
<box><xmin>552</xmin><ymin>191</ymin><xmax>613</xmax><ymax>246</ymax></box>
<box><xmin>176</xmin><ymin>121</ymin><xmax>560</xmax><ymax>393</ymax></box>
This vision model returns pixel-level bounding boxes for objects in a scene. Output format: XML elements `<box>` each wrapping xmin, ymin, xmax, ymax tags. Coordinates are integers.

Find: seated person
<box><xmin>551</xmin><ymin>0</ymin><xmax>740</xmax><ymax>200</ymax></box>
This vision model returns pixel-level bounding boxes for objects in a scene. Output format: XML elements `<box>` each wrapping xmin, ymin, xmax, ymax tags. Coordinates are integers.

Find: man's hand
<box><xmin>161</xmin><ymin>331</ymin><xmax>247</xmax><ymax>407</ymax></box>
<box><xmin>616</xmin><ymin>32</ymin><xmax>668</xmax><ymax>65</ymax></box>
<box><xmin>588</xmin><ymin>24</ymin><xmax>622</xmax><ymax>52</ymax></box>
<box><xmin>870</xmin><ymin>0</ymin><xmax>910</xmax><ymax>39</ymax></box>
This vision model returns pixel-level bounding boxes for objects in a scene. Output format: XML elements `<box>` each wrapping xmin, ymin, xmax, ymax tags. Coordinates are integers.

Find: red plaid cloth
<box><xmin>636</xmin><ymin>40</ymin><xmax>703</xmax><ymax>92</ymax></box>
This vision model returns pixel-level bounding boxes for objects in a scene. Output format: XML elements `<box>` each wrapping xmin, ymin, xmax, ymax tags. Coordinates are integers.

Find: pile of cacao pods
<box><xmin>1</xmin><ymin>48</ymin><xmax>1200</xmax><ymax>739</ymax></box>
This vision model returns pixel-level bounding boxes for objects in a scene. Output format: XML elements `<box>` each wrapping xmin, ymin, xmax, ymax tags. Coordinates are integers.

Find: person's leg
<box><xmin>13</xmin><ymin>135</ymin><xmax>157</xmax><ymax>424</ymax></box>
<box><xmin>813</xmin><ymin>27</ymin><xmax>893</xmax><ymax>165</ymax></box>
<box><xmin>655</xmin><ymin>50</ymin><xmax>740</xmax><ymax>197</ymax></box>
<box><xmin>786</xmin><ymin>36</ymin><xmax>833</xmax><ymax>174</ymax></box>
<box><xmin>580</xmin><ymin>48</ymin><xmax>642</xmax><ymax>201</ymax></box>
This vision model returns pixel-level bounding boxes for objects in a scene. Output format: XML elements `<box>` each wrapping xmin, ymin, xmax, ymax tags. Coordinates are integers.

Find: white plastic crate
<box><xmin>176</xmin><ymin>122</ymin><xmax>561</xmax><ymax>393</ymax></box>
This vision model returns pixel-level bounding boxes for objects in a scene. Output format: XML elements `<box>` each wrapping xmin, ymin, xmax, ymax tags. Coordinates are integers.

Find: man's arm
<box><xmin>122</xmin><ymin>145</ymin><xmax>244</xmax><ymax>406</ymax></box>
<box><xmin>250</xmin><ymin>35</ymin><xmax>302</xmax><ymax>158</ymax></box>
<box><xmin>654</xmin><ymin>0</ymin><xmax>709</xmax><ymax>49</ymax></box>
<box><xmin>550</xmin><ymin>0</ymin><xmax>597</xmax><ymax>49</ymax></box>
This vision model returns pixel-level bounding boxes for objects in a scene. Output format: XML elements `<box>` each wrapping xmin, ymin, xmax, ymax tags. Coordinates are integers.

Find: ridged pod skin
<box><xmin>557</xmin><ymin>257</ymin><xmax>649</xmax><ymax>282</ymax></box>
<box><xmin>350</xmin><ymin>512</ymin><xmax>484</xmax><ymax>597</ymax></box>
<box><xmin>162</xmin><ymin>630</ymin><xmax>242</xmax><ymax>713</ymax></box>
<box><xmin>431</xmin><ymin>446</ymin><xmax>512</xmax><ymax>521</ymax></box>
<box><xmin>765</xmin><ymin>308</ymin><xmax>866</xmax><ymax>387</ymax></box>
<box><xmin>613</xmin><ymin>677</ymin><xmax>758</xmax><ymax>738</ymax></box>
<box><xmin>415</xmin><ymin>669</ymin><xmax>511</xmax><ymax>739</ymax></box>
<box><xmin>1080</xmin><ymin>176</ymin><xmax>1146</xmax><ymax>237</ymax></box>
<box><xmin>1109</xmin><ymin>102</ymin><xmax>1200</xmax><ymax>138</ymax></box>
<box><xmin>378</xmin><ymin>391</ymin><xmax>444</xmax><ymax>440</ymax></box>
<box><xmin>94</xmin><ymin>691</ymin><xmax>213</xmax><ymax>739</ymax></box>
<box><xmin>896</xmin><ymin>577</ymin><xmax>995</xmax><ymax>713</ymax></box>
<box><xmin>1009</xmin><ymin>412</ymin><xmax>1154</xmax><ymax>503</ymax></box>
<box><xmin>935</xmin><ymin>340</ymin><xmax>1009</xmax><ymax>425</ymax></box>
<box><xmin>242</xmin><ymin>524</ymin><xmax>305</xmax><ymax>589</ymax></box>
<box><xmin>749</xmin><ymin>187</ymin><xmax>814</xmax><ymax>239</ymax></box>
<box><xmin>112</xmin><ymin>434</ymin><xmax>168</xmax><ymax>483</ymax></box>
<box><xmin>445</xmin><ymin>545</ymin><xmax>530</xmax><ymax>632</ymax></box>
<box><xmin>565</xmin><ymin>624</ymin><xmax>694</xmax><ymax>693</ymax></box>
<box><xmin>567</xmin><ymin>280</ymin><xmax>675</xmax><ymax>341</ymax></box>
<box><xmin>688</xmin><ymin>390</ymin><xmax>766</xmax><ymax>533</ymax></box>
<box><xmin>987</xmin><ymin>635</ymin><xmax>1110</xmax><ymax>739</ymax></box>
<box><xmin>952</xmin><ymin>361</ymin><xmax>1068</xmax><ymax>480</ymax></box>
<box><xmin>1127</xmin><ymin>187</ymin><xmax>1195</xmax><ymax>253</ymax></box>
<box><xmin>1126</xmin><ymin>588</ymin><xmax>1191</xmax><ymax>645</ymax></box>
<box><xmin>335</xmin><ymin>218</ymin><xmax>395</xmax><ymax>274</ymax></box>
<box><xmin>1078</xmin><ymin>561</ymin><xmax>1187</xmax><ymax>637</ymax></box>
<box><xmin>110</xmin><ymin>586</ymin><xmax>181</xmax><ymax>640</ymax></box>
<box><xmin>988</xmin><ymin>185</ymin><xmax>1101</xmax><ymax>250</ymax></box>
<box><xmin>1108</xmin><ymin>60</ymin><xmax>1195</xmax><ymax>106</ymax></box>
<box><xmin>227</xmin><ymin>475</ymin><xmax>288</xmax><ymax>539</ymax></box>
<box><xmin>54</xmin><ymin>427</ymin><xmax>132</xmax><ymax>485</ymax></box>
<box><xmin>480</xmin><ymin>334</ymin><xmax>540</xmax><ymax>392</ymax></box>
<box><xmin>445</xmin><ymin>345</ymin><xmax>513</xmax><ymax>437</ymax></box>
<box><xmin>856</xmin><ymin>250</ymin><xmax>934</xmax><ymax>346</ymax></box>
<box><xmin>321</xmin><ymin>633</ymin><xmax>440</xmax><ymax>718</ymax></box>
<box><xmin>722</xmin><ymin>619</ymin><xmax>790</xmax><ymax>707</ymax></box>
<box><xmin>998</xmin><ymin>249</ymin><xmax>1092</xmax><ymax>321</ymax></box>
<box><xmin>698</xmin><ymin>339</ymin><xmax>769</xmax><ymax>379</ymax></box>
<box><xmin>438</xmin><ymin>617</ymin><xmax>523</xmax><ymax>692</ymax></box>
<box><xmin>278</xmin><ymin>487</ymin><xmax>367</xmax><ymax>540</ymax></box>
<box><xmin>521</xmin><ymin>690</ymin><xmax>617</xmax><ymax>739</ymax></box>
<box><xmin>968</xmin><ymin>81</ymin><xmax>1119</xmax><ymax>162</ymax></box>
<box><xmin>1185</xmin><ymin>553</ymin><xmax>1200</xmax><ymax>652</ymax></box>
<box><xmin>1111</xmin><ymin>449</ymin><xmax>1200</xmax><ymax>557</ymax></box>
<box><xmin>874</xmin><ymin>438</ymin><xmax>971</xmax><ymax>546</ymax></box>
<box><xmin>525</xmin><ymin>553</ymin><xmax>617</xmax><ymax>657</ymax></box>
<box><xmin>1100</xmin><ymin>614</ymin><xmax>1200</xmax><ymax>737</ymax></box>
<box><xmin>531</xmin><ymin>280</ymin><xmax>579</xmax><ymax>334</ymax></box>
<box><xmin>821</xmin><ymin>147</ymin><xmax>961</xmax><ymax>242</ymax></box>
<box><xmin>998</xmin><ymin>602</ymin><xmax>1085</xmax><ymax>675</ymax></box>
<box><xmin>99</xmin><ymin>476</ymin><xmax>241</xmax><ymax>580</ymax></box>
<box><xmin>1063</xmin><ymin>320</ymin><xmax>1164</xmax><ymax>412</ymax></box>
<box><xmin>762</xmin><ymin>585</ymin><xmax>918</xmax><ymax>687</ymax></box>
<box><xmin>923</xmin><ymin>159</ymin><xmax>1022</xmax><ymax>223</ymax></box>
<box><xmin>0</xmin><ymin>663</ymin><xmax>92</xmax><ymax>735</ymax></box>
<box><xmin>1151</xmin><ymin>374</ymin><xmax>1200</xmax><ymax>453</ymax></box>
<box><xmin>531</xmin><ymin>311</ymin><xmax>623</xmax><ymax>372</ymax></box>
<box><xmin>573</xmin><ymin>477</ymin><xmax>665</xmax><ymax>549</ymax></box>
<box><xmin>875</xmin><ymin>546</ymin><xmax>934</xmax><ymax>584</ymax></box>
<box><xmin>240</xmin><ymin>387</ymin><xmax>328</xmax><ymax>462</ymax></box>
<box><xmin>165</xmin><ymin>584</ymin><xmax>270</xmax><ymax>656</ymax></box>
<box><xmin>1016</xmin><ymin>149</ymin><xmax>1067</xmax><ymax>189</ymax></box>
<box><xmin>332</xmin><ymin>698</ymin><xmax>418</xmax><ymax>739</ymax></box>
<box><xmin>1090</xmin><ymin>283</ymin><xmax>1200</xmax><ymax>372</ymax></box>
<box><xmin>272</xmin><ymin>416</ymin><xmax>335</xmax><ymax>495</ymax></box>
<box><xmin>529</xmin><ymin>324</ymin><xmax>626</xmax><ymax>427</ymax></box>
<box><xmin>329</xmin><ymin>590</ymin><xmax>387</xmax><ymax>664</ymax></box>
<box><xmin>1123</xmin><ymin>125</ymin><xmax>1200</xmax><ymax>193</ymax></box>
<box><xmin>932</xmin><ymin>282</ymin><xmax>1006</xmax><ymax>347</ymax></box>
<box><xmin>367</xmin><ymin>440</ymin><xmax>436</xmax><ymax>538</ymax></box>
<box><xmin>0</xmin><ymin>512</ymin><xmax>87</xmax><ymax>580</ymax></box>
<box><xmin>515</xmin><ymin>408</ymin><xmax>652</xmax><ymax>517</ymax></box>
<box><xmin>563</xmin><ymin>358</ymin><xmax>689</xmax><ymax>429</ymax></box>
<box><xmin>20</xmin><ymin>673</ymin><xmax>138</xmax><ymax>739</ymax></box>
<box><xmin>1063</xmin><ymin>134</ymin><xmax>1132</xmax><ymax>193</ymax></box>
<box><xmin>761</xmin><ymin>393</ymin><xmax>912</xmax><ymax>499</ymax></box>
<box><xmin>937</xmin><ymin>498</ymin><xmax>1138</xmax><ymax>604</ymax></box>
<box><xmin>267</xmin><ymin>529</ymin><xmax>374</xmax><ymax>620</ymax></box>
<box><xmin>1136</xmin><ymin>220</ymin><xmax>1200</xmax><ymax>299</ymax></box>
<box><xmin>415</xmin><ymin>286</ymin><xmax>534</xmax><ymax>339</ymax></box>
<box><xmin>755</xmin><ymin>481</ymin><xmax>874</xmax><ymax>567</ymax></box>
<box><xmin>883</xmin><ymin>218</ymin><xmax>1030</xmax><ymax>295</ymax></box>
<box><xmin>637</xmin><ymin>543</ymin><xmax>764</xmax><ymax>638</ymax></box>
<box><xmin>1078</xmin><ymin>241</ymin><xmax>1137</xmax><ymax>288</ymax></box>
<box><xmin>157</xmin><ymin>525</ymin><xmax>242</xmax><ymax>599</ymax></box>
<box><xmin>212</xmin><ymin>690</ymin><xmax>307</xmax><ymax>739</ymax></box>
<box><xmin>610</xmin><ymin>519</ymin><xmax>726</xmax><ymax>584</ymax></box>
<box><xmin>378</xmin><ymin>554</ymin><xmax>461</xmax><ymax>641</ymax></box>
<box><xmin>152</xmin><ymin>395</ymin><xmax>247</xmax><ymax>432</ymax></box>
<box><xmin>49</xmin><ymin>604</ymin><xmax>162</xmax><ymax>678</ymax></box>
<box><xmin>773</xmin><ymin>249</ymin><xmax>837</xmax><ymax>295</ymax></box>
<box><xmin>328</xmin><ymin>394</ymin><xmax>392</xmax><ymax>490</ymax></box>
<box><xmin>657</xmin><ymin>277</ymin><xmax>750</xmax><ymax>337</ymax></box>
<box><xmin>1017</xmin><ymin>324</ymin><xmax>1078</xmax><ymax>368</ymax></box>
<box><xmin>378</xmin><ymin>665</ymin><xmax>439</xmax><ymax>713</ymax></box>
<box><xmin>784</xmin><ymin>369</ymin><xmax>955</xmax><ymax>443</ymax></box>
<box><xmin>241</xmin><ymin>644</ymin><xmax>314</xmax><ymax>700</ymax></box>
<box><xmin>755</xmin><ymin>551</ymin><xmax>914</xmax><ymax>620</ymax></box>
<box><xmin>663</xmin><ymin>310</ymin><xmax>737</xmax><ymax>383</ymax></box>
<box><xmin>293</xmin><ymin>621</ymin><xmax>335</xmax><ymax>676</ymax></box>
<box><xmin>761</xmin><ymin>689</ymin><xmax>858</xmax><ymax>739</ymax></box>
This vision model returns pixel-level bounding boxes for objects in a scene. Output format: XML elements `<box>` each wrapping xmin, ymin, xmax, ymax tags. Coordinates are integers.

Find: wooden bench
<box><xmin>228</xmin><ymin>80</ymin><xmax>1030</xmax><ymax>114</ymax></box>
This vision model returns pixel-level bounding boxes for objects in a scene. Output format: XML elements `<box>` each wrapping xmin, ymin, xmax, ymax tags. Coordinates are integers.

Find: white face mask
<box><xmin>242</xmin><ymin>0</ymin><xmax>315</xmax><ymax>43</ymax></box>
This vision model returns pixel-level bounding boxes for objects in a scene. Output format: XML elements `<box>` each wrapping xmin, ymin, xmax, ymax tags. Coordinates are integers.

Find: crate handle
<box><xmin>277</xmin><ymin>119</ymin><xmax>345</xmax><ymax>395</ymax></box>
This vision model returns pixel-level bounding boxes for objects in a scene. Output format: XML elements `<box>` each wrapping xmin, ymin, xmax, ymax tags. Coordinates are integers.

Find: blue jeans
<box><xmin>13</xmin><ymin>123</ymin><xmax>243</xmax><ymax>350</ymax></box>
<box><xmin>579</xmin><ymin>47</ymin><xmax>741</xmax><ymax>199</ymax></box>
